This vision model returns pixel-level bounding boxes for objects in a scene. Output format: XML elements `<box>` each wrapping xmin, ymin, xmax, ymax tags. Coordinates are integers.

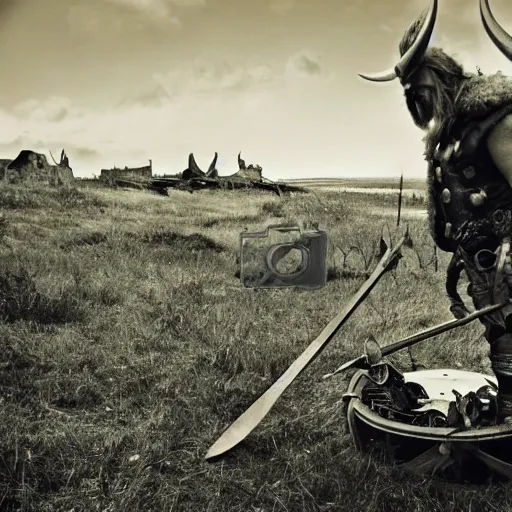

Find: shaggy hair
<box><xmin>399</xmin><ymin>11</ymin><xmax>470</xmax><ymax>158</ymax></box>
<box><xmin>418</xmin><ymin>49</ymin><xmax>468</xmax><ymax>159</ymax></box>
<box><xmin>399</xmin><ymin>10</ymin><xmax>512</xmax><ymax>122</ymax></box>
<box><xmin>399</xmin><ymin>11</ymin><xmax>512</xmax><ymax>159</ymax></box>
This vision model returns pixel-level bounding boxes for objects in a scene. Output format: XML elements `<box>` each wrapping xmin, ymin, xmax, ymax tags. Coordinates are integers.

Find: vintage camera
<box><xmin>239</xmin><ymin>223</ymin><xmax>328</xmax><ymax>289</ymax></box>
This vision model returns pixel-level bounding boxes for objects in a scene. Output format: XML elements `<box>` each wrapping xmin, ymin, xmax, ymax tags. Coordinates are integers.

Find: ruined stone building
<box><xmin>222</xmin><ymin>152</ymin><xmax>263</xmax><ymax>182</ymax></box>
<box><xmin>100</xmin><ymin>160</ymin><xmax>153</xmax><ymax>181</ymax></box>
<box><xmin>0</xmin><ymin>149</ymin><xmax>74</xmax><ymax>186</ymax></box>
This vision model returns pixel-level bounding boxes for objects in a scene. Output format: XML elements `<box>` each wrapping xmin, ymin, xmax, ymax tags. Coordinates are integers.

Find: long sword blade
<box><xmin>205</xmin><ymin>234</ymin><xmax>408</xmax><ymax>460</ymax></box>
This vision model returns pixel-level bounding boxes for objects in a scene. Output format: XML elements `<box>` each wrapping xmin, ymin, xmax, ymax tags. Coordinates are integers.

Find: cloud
<box><xmin>70</xmin><ymin>146</ymin><xmax>101</xmax><ymax>159</ymax></box>
<box><xmin>67</xmin><ymin>4</ymin><xmax>150</xmax><ymax>34</ymax></box>
<box><xmin>269</xmin><ymin>0</ymin><xmax>294</xmax><ymax>15</ymax></box>
<box><xmin>149</xmin><ymin>54</ymin><xmax>329</xmax><ymax>105</ymax></box>
<box><xmin>106</xmin><ymin>0</ymin><xmax>173</xmax><ymax>21</ymax></box>
<box><xmin>0</xmin><ymin>52</ymin><xmax>339</xmax><ymax>178</ymax></box>
<box><xmin>67</xmin><ymin>5</ymin><xmax>104</xmax><ymax>34</ymax></box>
<box><xmin>153</xmin><ymin>59</ymin><xmax>276</xmax><ymax>98</ymax></box>
<box><xmin>379</xmin><ymin>23</ymin><xmax>392</xmax><ymax>33</ymax></box>
<box><xmin>118</xmin><ymin>84</ymin><xmax>173</xmax><ymax>108</ymax></box>
<box><xmin>1</xmin><ymin>97</ymin><xmax>275</xmax><ymax>175</ymax></box>
<box><xmin>409</xmin><ymin>0</ymin><xmax>496</xmax><ymax>30</ymax></box>
<box><xmin>0</xmin><ymin>135</ymin><xmax>25</xmax><ymax>152</ymax></box>
<box><xmin>105</xmin><ymin>0</ymin><xmax>204</xmax><ymax>22</ymax></box>
<box><xmin>171</xmin><ymin>0</ymin><xmax>205</xmax><ymax>5</ymax></box>
<box><xmin>0</xmin><ymin>132</ymin><xmax>100</xmax><ymax>167</ymax></box>
<box><xmin>12</xmin><ymin>96</ymin><xmax>82</xmax><ymax>123</ymax></box>
<box><xmin>344</xmin><ymin>0</ymin><xmax>363</xmax><ymax>13</ymax></box>
<box><xmin>0</xmin><ymin>110</ymin><xmax>22</xmax><ymax>147</ymax></box>
<box><xmin>67</xmin><ymin>1</ymin><xmax>183</xmax><ymax>33</ymax></box>
<box><xmin>109</xmin><ymin>0</ymin><xmax>204</xmax><ymax>7</ymax></box>
<box><xmin>286</xmin><ymin>51</ymin><xmax>322</xmax><ymax>76</ymax></box>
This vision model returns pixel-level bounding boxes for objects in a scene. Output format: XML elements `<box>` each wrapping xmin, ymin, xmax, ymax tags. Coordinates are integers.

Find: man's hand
<box><xmin>461</xmin><ymin>243</ymin><xmax>512</xmax><ymax>330</ymax></box>
<box><xmin>446</xmin><ymin>249</ymin><xmax>470</xmax><ymax>319</ymax></box>
<box><xmin>450</xmin><ymin>302</ymin><xmax>471</xmax><ymax>320</ymax></box>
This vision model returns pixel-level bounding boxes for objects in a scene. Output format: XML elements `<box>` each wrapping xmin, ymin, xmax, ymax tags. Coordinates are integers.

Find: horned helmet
<box><xmin>359</xmin><ymin>0</ymin><xmax>512</xmax><ymax>127</ymax></box>
<box><xmin>360</xmin><ymin>0</ymin><xmax>512</xmax><ymax>83</ymax></box>
<box><xmin>358</xmin><ymin>0</ymin><xmax>437</xmax><ymax>85</ymax></box>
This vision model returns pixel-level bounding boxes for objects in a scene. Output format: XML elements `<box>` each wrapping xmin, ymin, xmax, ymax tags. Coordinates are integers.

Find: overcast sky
<box><xmin>0</xmin><ymin>0</ymin><xmax>511</xmax><ymax>179</ymax></box>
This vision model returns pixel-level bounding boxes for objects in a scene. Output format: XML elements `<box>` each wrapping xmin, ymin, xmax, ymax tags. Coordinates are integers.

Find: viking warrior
<box><xmin>360</xmin><ymin>0</ymin><xmax>512</xmax><ymax>422</ymax></box>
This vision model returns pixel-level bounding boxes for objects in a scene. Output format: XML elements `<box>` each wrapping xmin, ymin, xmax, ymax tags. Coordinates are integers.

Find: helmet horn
<box><xmin>480</xmin><ymin>0</ymin><xmax>512</xmax><ymax>61</ymax></box>
<box><xmin>359</xmin><ymin>0</ymin><xmax>438</xmax><ymax>84</ymax></box>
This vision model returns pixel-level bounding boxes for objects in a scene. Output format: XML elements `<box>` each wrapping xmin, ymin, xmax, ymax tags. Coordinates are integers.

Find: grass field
<box><xmin>280</xmin><ymin>177</ymin><xmax>427</xmax><ymax>191</ymax></box>
<box><xmin>1</xmin><ymin>181</ymin><xmax>509</xmax><ymax>511</ymax></box>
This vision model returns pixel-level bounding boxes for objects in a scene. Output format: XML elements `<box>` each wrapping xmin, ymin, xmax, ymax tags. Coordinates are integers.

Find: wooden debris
<box><xmin>98</xmin><ymin>151</ymin><xmax>308</xmax><ymax>196</ymax></box>
<box><xmin>149</xmin><ymin>176</ymin><xmax>306</xmax><ymax>196</ymax></box>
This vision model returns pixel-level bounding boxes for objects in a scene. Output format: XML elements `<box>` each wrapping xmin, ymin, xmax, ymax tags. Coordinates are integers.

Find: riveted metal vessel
<box><xmin>344</xmin><ymin>369</ymin><xmax>512</xmax><ymax>483</ymax></box>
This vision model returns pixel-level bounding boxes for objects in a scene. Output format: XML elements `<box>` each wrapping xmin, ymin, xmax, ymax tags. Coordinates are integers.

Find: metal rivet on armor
<box><xmin>434</xmin><ymin>143</ymin><xmax>441</xmax><ymax>160</ymax></box>
<box><xmin>494</xmin><ymin>210</ymin><xmax>506</xmax><ymax>224</ymax></box>
<box><xmin>442</xmin><ymin>144</ymin><xmax>454</xmax><ymax>162</ymax></box>
<box><xmin>435</xmin><ymin>166</ymin><xmax>442</xmax><ymax>183</ymax></box>
<box><xmin>439</xmin><ymin>442</ymin><xmax>451</xmax><ymax>455</ymax></box>
<box><xmin>470</xmin><ymin>190</ymin><xmax>487</xmax><ymax>207</ymax></box>
<box><xmin>463</xmin><ymin>166</ymin><xmax>475</xmax><ymax>180</ymax></box>
<box><xmin>441</xmin><ymin>188</ymin><xmax>451</xmax><ymax>203</ymax></box>
<box><xmin>445</xmin><ymin>223</ymin><xmax>452</xmax><ymax>238</ymax></box>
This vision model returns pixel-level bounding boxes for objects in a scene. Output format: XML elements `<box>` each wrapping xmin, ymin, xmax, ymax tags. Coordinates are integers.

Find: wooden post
<box><xmin>397</xmin><ymin>173</ymin><xmax>404</xmax><ymax>227</ymax></box>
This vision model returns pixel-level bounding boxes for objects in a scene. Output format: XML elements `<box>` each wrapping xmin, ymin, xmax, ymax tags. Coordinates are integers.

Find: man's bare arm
<box><xmin>487</xmin><ymin>114</ymin><xmax>512</xmax><ymax>187</ymax></box>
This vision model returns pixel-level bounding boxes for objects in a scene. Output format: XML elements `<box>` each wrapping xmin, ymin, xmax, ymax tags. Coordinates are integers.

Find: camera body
<box><xmin>239</xmin><ymin>223</ymin><xmax>328</xmax><ymax>289</ymax></box>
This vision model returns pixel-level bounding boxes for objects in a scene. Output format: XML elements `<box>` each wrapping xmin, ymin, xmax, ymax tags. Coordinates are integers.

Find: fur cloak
<box><xmin>455</xmin><ymin>71</ymin><xmax>512</xmax><ymax>119</ymax></box>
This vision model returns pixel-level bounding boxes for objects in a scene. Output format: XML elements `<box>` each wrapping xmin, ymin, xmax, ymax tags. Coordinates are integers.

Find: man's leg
<box><xmin>461</xmin><ymin>245</ymin><xmax>512</xmax><ymax>422</ymax></box>
<box><xmin>490</xmin><ymin>334</ymin><xmax>512</xmax><ymax>421</ymax></box>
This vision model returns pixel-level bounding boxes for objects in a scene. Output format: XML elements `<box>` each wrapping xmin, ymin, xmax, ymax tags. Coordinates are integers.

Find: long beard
<box><xmin>420</xmin><ymin>88</ymin><xmax>456</xmax><ymax>160</ymax></box>
<box><xmin>423</xmin><ymin>118</ymin><xmax>445</xmax><ymax>157</ymax></box>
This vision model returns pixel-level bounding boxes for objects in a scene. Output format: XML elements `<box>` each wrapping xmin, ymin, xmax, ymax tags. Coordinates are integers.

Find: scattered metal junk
<box><xmin>344</xmin><ymin>359</ymin><xmax>512</xmax><ymax>483</ymax></box>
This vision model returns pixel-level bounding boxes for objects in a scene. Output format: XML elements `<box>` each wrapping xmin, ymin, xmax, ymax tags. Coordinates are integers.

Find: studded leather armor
<box><xmin>429</xmin><ymin>104</ymin><xmax>512</xmax><ymax>255</ymax></box>
<box><xmin>429</xmin><ymin>104</ymin><xmax>512</xmax><ymax>418</ymax></box>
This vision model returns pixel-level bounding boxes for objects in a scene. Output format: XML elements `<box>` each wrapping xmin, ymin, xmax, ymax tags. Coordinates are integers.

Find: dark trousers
<box><xmin>461</xmin><ymin>246</ymin><xmax>512</xmax><ymax>418</ymax></box>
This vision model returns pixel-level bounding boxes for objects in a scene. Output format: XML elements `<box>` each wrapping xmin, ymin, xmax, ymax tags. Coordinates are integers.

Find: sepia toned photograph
<box><xmin>2</xmin><ymin>0</ymin><xmax>512</xmax><ymax>510</ymax></box>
